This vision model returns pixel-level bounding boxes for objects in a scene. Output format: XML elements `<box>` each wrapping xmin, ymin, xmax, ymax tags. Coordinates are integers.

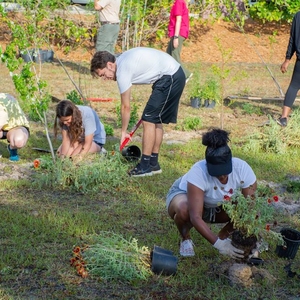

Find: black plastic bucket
<box><xmin>21</xmin><ymin>50</ymin><xmax>34</xmax><ymax>63</ymax></box>
<box><xmin>153</xmin><ymin>245</ymin><xmax>173</xmax><ymax>256</ymax></box>
<box><xmin>121</xmin><ymin>145</ymin><xmax>141</xmax><ymax>161</ymax></box>
<box><xmin>276</xmin><ymin>228</ymin><xmax>300</xmax><ymax>259</ymax></box>
<box><xmin>151</xmin><ymin>250</ymin><xmax>178</xmax><ymax>276</ymax></box>
<box><xmin>35</xmin><ymin>50</ymin><xmax>54</xmax><ymax>63</ymax></box>
<box><xmin>190</xmin><ymin>97</ymin><xmax>201</xmax><ymax>108</ymax></box>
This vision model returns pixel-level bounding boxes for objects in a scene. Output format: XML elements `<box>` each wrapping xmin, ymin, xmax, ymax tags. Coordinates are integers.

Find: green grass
<box><xmin>1</xmin><ymin>123</ymin><xmax>300</xmax><ymax>299</ymax></box>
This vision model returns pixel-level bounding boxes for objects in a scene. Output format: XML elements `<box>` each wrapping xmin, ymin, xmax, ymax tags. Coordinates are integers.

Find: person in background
<box><xmin>277</xmin><ymin>11</ymin><xmax>300</xmax><ymax>127</ymax></box>
<box><xmin>54</xmin><ymin>100</ymin><xmax>106</xmax><ymax>158</ymax></box>
<box><xmin>0</xmin><ymin>93</ymin><xmax>30</xmax><ymax>162</ymax></box>
<box><xmin>166</xmin><ymin>0</ymin><xmax>192</xmax><ymax>83</ymax></box>
<box><xmin>90</xmin><ymin>48</ymin><xmax>186</xmax><ymax>177</ymax></box>
<box><xmin>166</xmin><ymin>128</ymin><xmax>257</xmax><ymax>258</ymax></box>
<box><xmin>94</xmin><ymin>0</ymin><xmax>121</xmax><ymax>54</ymax></box>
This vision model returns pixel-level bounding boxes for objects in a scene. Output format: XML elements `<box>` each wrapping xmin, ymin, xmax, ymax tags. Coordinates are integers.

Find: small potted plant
<box><xmin>222</xmin><ymin>186</ymin><xmax>285</xmax><ymax>259</ymax></box>
<box><xmin>198</xmin><ymin>77</ymin><xmax>220</xmax><ymax>108</ymax></box>
<box><xmin>189</xmin><ymin>76</ymin><xmax>220</xmax><ymax>109</ymax></box>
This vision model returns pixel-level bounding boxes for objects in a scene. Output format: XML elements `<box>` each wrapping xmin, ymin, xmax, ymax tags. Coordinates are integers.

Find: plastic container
<box><xmin>21</xmin><ymin>50</ymin><xmax>34</xmax><ymax>63</ymax></box>
<box><xmin>153</xmin><ymin>245</ymin><xmax>173</xmax><ymax>256</ymax></box>
<box><xmin>276</xmin><ymin>228</ymin><xmax>300</xmax><ymax>259</ymax></box>
<box><xmin>121</xmin><ymin>145</ymin><xmax>141</xmax><ymax>161</ymax></box>
<box><xmin>151</xmin><ymin>250</ymin><xmax>178</xmax><ymax>276</ymax></box>
<box><xmin>35</xmin><ymin>49</ymin><xmax>54</xmax><ymax>63</ymax></box>
<box><xmin>21</xmin><ymin>49</ymin><xmax>54</xmax><ymax>63</ymax></box>
<box><xmin>190</xmin><ymin>97</ymin><xmax>201</xmax><ymax>108</ymax></box>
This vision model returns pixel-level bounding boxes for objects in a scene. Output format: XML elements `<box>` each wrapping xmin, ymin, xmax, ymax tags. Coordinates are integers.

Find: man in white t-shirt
<box><xmin>166</xmin><ymin>129</ymin><xmax>257</xmax><ymax>258</ymax></box>
<box><xmin>91</xmin><ymin>47</ymin><xmax>186</xmax><ymax>176</ymax></box>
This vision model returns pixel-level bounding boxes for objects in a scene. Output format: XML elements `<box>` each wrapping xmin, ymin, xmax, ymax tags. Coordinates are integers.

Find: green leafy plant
<box><xmin>222</xmin><ymin>186</ymin><xmax>284</xmax><ymax>247</ymax></box>
<box><xmin>198</xmin><ymin>76</ymin><xmax>220</xmax><ymax>102</ymax></box>
<box><xmin>72</xmin><ymin>231</ymin><xmax>152</xmax><ymax>282</ymax></box>
<box><xmin>104</xmin><ymin>124</ymin><xmax>114</xmax><ymax>136</ymax></box>
<box><xmin>181</xmin><ymin>116</ymin><xmax>202</xmax><ymax>131</ymax></box>
<box><xmin>66</xmin><ymin>90</ymin><xmax>84</xmax><ymax>105</ymax></box>
<box><xmin>115</xmin><ymin>101</ymin><xmax>139</xmax><ymax>129</ymax></box>
<box><xmin>241</xmin><ymin>103</ymin><xmax>263</xmax><ymax>116</ymax></box>
<box><xmin>33</xmin><ymin>147</ymin><xmax>131</xmax><ymax>194</ymax></box>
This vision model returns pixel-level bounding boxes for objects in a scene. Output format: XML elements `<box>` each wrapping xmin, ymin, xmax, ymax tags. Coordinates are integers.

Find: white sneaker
<box><xmin>180</xmin><ymin>239</ymin><xmax>195</xmax><ymax>257</ymax></box>
<box><xmin>100</xmin><ymin>147</ymin><xmax>107</xmax><ymax>155</ymax></box>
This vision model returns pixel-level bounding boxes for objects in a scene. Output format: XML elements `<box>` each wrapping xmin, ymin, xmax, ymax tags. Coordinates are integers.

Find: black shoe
<box><xmin>128</xmin><ymin>163</ymin><xmax>152</xmax><ymax>177</ymax></box>
<box><xmin>277</xmin><ymin>117</ymin><xmax>287</xmax><ymax>127</ymax></box>
<box><xmin>150</xmin><ymin>163</ymin><xmax>162</xmax><ymax>174</ymax></box>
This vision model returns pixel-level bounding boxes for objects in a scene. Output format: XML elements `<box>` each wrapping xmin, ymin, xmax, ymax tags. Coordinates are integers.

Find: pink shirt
<box><xmin>168</xmin><ymin>0</ymin><xmax>190</xmax><ymax>39</ymax></box>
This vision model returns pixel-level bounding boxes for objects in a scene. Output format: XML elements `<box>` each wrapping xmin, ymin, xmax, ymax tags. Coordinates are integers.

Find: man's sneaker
<box><xmin>7</xmin><ymin>144</ymin><xmax>19</xmax><ymax>162</ymax></box>
<box><xmin>180</xmin><ymin>239</ymin><xmax>195</xmax><ymax>257</ymax></box>
<box><xmin>186</xmin><ymin>72</ymin><xmax>193</xmax><ymax>84</ymax></box>
<box><xmin>150</xmin><ymin>163</ymin><xmax>162</xmax><ymax>174</ymax></box>
<box><xmin>277</xmin><ymin>117</ymin><xmax>287</xmax><ymax>127</ymax></box>
<box><xmin>128</xmin><ymin>163</ymin><xmax>152</xmax><ymax>177</ymax></box>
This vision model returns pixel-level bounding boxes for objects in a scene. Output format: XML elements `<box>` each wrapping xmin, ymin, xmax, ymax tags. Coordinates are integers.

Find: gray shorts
<box><xmin>166</xmin><ymin>177</ymin><xmax>222</xmax><ymax>223</ymax></box>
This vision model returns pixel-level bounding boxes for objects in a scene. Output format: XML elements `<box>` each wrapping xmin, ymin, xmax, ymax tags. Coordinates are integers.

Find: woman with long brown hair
<box><xmin>54</xmin><ymin>100</ymin><xmax>106</xmax><ymax>158</ymax></box>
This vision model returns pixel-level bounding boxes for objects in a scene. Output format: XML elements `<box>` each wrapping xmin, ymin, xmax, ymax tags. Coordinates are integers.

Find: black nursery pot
<box><xmin>121</xmin><ymin>145</ymin><xmax>141</xmax><ymax>161</ymax></box>
<box><xmin>151</xmin><ymin>247</ymin><xmax>178</xmax><ymax>276</ymax></box>
<box><xmin>276</xmin><ymin>228</ymin><xmax>300</xmax><ymax>259</ymax></box>
<box><xmin>153</xmin><ymin>245</ymin><xmax>173</xmax><ymax>256</ymax></box>
<box><xmin>190</xmin><ymin>97</ymin><xmax>201</xmax><ymax>109</ymax></box>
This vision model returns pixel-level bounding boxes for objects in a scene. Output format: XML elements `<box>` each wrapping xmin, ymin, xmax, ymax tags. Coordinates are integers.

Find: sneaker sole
<box><xmin>180</xmin><ymin>252</ymin><xmax>195</xmax><ymax>257</ymax></box>
<box><xmin>130</xmin><ymin>172</ymin><xmax>153</xmax><ymax>177</ymax></box>
<box><xmin>152</xmin><ymin>169</ymin><xmax>162</xmax><ymax>175</ymax></box>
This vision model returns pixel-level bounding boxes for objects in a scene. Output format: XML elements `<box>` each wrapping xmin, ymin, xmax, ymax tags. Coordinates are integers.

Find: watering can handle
<box><xmin>119</xmin><ymin>119</ymin><xmax>142</xmax><ymax>151</ymax></box>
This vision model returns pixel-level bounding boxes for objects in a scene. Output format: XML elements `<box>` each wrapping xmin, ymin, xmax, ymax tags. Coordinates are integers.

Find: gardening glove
<box><xmin>213</xmin><ymin>238</ymin><xmax>244</xmax><ymax>259</ymax></box>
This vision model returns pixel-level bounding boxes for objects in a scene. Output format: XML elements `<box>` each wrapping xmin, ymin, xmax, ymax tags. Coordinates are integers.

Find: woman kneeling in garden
<box><xmin>54</xmin><ymin>100</ymin><xmax>106</xmax><ymax>158</ymax></box>
<box><xmin>166</xmin><ymin>128</ymin><xmax>257</xmax><ymax>258</ymax></box>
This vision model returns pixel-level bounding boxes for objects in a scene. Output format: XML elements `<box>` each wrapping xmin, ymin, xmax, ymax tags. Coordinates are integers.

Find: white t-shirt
<box><xmin>97</xmin><ymin>0</ymin><xmax>121</xmax><ymax>22</ymax></box>
<box><xmin>116</xmin><ymin>47</ymin><xmax>180</xmax><ymax>94</ymax></box>
<box><xmin>178</xmin><ymin>158</ymin><xmax>256</xmax><ymax>208</ymax></box>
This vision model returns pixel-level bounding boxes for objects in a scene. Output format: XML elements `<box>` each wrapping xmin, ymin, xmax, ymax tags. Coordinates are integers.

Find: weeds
<box><xmin>33</xmin><ymin>147</ymin><xmax>131</xmax><ymax>194</ymax></box>
<box><xmin>72</xmin><ymin>232</ymin><xmax>152</xmax><ymax>282</ymax></box>
<box><xmin>176</xmin><ymin>116</ymin><xmax>202</xmax><ymax>131</ymax></box>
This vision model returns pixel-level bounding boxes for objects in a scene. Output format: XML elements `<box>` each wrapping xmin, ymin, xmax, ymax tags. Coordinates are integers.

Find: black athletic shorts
<box><xmin>142</xmin><ymin>66</ymin><xmax>185</xmax><ymax>124</ymax></box>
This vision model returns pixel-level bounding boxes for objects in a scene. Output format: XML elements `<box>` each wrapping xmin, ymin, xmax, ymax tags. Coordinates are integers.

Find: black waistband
<box><xmin>101</xmin><ymin>21</ymin><xmax>120</xmax><ymax>25</ymax></box>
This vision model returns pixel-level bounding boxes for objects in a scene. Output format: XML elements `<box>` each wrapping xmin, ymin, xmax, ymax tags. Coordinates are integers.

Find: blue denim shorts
<box><xmin>166</xmin><ymin>177</ymin><xmax>222</xmax><ymax>223</ymax></box>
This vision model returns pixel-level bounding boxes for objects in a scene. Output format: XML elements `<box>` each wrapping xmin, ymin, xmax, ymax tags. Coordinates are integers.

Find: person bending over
<box><xmin>0</xmin><ymin>93</ymin><xmax>30</xmax><ymax>162</ymax></box>
<box><xmin>166</xmin><ymin>128</ymin><xmax>257</xmax><ymax>258</ymax></box>
<box><xmin>90</xmin><ymin>48</ymin><xmax>185</xmax><ymax>177</ymax></box>
<box><xmin>54</xmin><ymin>100</ymin><xmax>106</xmax><ymax>158</ymax></box>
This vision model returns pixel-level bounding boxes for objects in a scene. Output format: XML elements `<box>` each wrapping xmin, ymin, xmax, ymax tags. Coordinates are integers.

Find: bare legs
<box><xmin>142</xmin><ymin>121</ymin><xmax>163</xmax><ymax>155</ymax></box>
<box><xmin>6</xmin><ymin>127</ymin><xmax>29</xmax><ymax>149</ymax></box>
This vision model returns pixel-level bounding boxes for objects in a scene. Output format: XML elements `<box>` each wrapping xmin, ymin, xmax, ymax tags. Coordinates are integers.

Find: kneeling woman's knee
<box><xmin>176</xmin><ymin>201</ymin><xmax>190</xmax><ymax>220</ymax></box>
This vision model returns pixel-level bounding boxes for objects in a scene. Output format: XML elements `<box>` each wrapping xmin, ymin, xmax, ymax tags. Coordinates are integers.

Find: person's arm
<box><xmin>120</xmin><ymin>88</ymin><xmax>132</xmax><ymax>145</ymax></box>
<box><xmin>187</xmin><ymin>182</ymin><xmax>244</xmax><ymax>259</ymax></box>
<box><xmin>281</xmin><ymin>14</ymin><xmax>297</xmax><ymax>73</ymax></box>
<box><xmin>80</xmin><ymin>133</ymin><xmax>94</xmax><ymax>155</ymax></box>
<box><xmin>241</xmin><ymin>181</ymin><xmax>257</xmax><ymax>198</ymax></box>
<box><xmin>187</xmin><ymin>183</ymin><xmax>219</xmax><ymax>245</ymax></box>
<box><xmin>280</xmin><ymin>59</ymin><xmax>291</xmax><ymax>73</ymax></box>
<box><xmin>94</xmin><ymin>0</ymin><xmax>103</xmax><ymax>11</ymax></box>
<box><xmin>58</xmin><ymin>129</ymin><xmax>71</xmax><ymax>158</ymax></box>
<box><xmin>173</xmin><ymin>15</ymin><xmax>182</xmax><ymax>49</ymax></box>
